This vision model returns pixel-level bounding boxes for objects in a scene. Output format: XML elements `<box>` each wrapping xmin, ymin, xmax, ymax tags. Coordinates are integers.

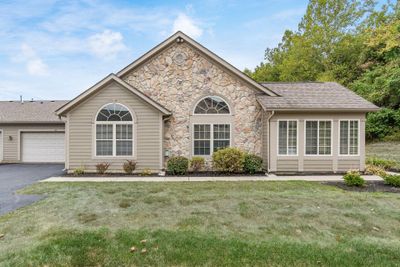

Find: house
<box><xmin>0</xmin><ymin>31</ymin><xmax>379</xmax><ymax>173</ymax></box>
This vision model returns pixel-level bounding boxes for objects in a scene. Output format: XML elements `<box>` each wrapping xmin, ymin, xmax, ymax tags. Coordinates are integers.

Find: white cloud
<box><xmin>172</xmin><ymin>13</ymin><xmax>203</xmax><ymax>38</ymax></box>
<box><xmin>87</xmin><ymin>30</ymin><xmax>127</xmax><ymax>59</ymax></box>
<box><xmin>16</xmin><ymin>43</ymin><xmax>49</xmax><ymax>76</ymax></box>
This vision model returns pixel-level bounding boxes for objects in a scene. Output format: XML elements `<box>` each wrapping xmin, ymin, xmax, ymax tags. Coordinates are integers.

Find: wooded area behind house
<box><xmin>245</xmin><ymin>0</ymin><xmax>400</xmax><ymax>141</ymax></box>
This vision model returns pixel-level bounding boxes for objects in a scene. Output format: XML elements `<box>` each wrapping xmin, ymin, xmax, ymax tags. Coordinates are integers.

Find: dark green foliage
<box><xmin>167</xmin><ymin>156</ymin><xmax>189</xmax><ymax>175</ymax></box>
<box><xmin>365</xmin><ymin>109</ymin><xmax>400</xmax><ymax>140</ymax></box>
<box><xmin>212</xmin><ymin>147</ymin><xmax>245</xmax><ymax>173</ymax></box>
<box><xmin>343</xmin><ymin>170</ymin><xmax>365</xmax><ymax>187</ymax></box>
<box><xmin>243</xmin><ymin>154</ymin><xmax>263</xmax><ymax>174</ymax></box>
<box><xmin>383</xmin><ymin>174</ymin><xmax>400</xmax><ymax>187</ymax></box>
<box><xmin>123</xmin><ymin>160</ymin><xmax>136</xmax><ymax>174</ymax></box>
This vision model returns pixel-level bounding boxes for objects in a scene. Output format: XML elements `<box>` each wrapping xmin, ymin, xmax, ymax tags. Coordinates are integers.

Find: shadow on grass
<box><xmin>1</xmin><ymin>228</ymin><xmax>400</xmax><ymax>266</ymax></box>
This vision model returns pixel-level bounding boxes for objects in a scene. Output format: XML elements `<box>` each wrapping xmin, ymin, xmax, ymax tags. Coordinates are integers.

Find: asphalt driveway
<box><xmin>0</xmin><ymin>164</ymin><xmax>65</xmax><ymax>215</ymax></box>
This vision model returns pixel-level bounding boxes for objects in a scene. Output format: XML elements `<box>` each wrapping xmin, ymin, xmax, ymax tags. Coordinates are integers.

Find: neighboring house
<box><xmin>0</xmin><ymin>31</ymin><xmax>379</xmax><ymax>173</ymax></box>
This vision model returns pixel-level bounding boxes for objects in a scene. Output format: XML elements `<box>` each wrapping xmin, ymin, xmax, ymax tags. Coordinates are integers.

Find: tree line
<box><xmin>245</xmin><ymin>0</ymin><xmax>400</xmax><ymax>141</ymax></box>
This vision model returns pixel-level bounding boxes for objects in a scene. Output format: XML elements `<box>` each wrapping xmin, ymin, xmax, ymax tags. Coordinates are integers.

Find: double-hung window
<box><xmin>305</xmin><ymin>120</ymin><xmax>332</xmax><ymax>155</ymax></box>
<box><xmin>193</xmin><ymin>124</ymin><xmax>230</xmax><ymax>155</ymax></box>
<box><xmin>278</xmin><ymin>120</ymin><xmax>297</xmax><ymax>155</ymax></box>
<box><xmin>340</xmin><ymin>120</ymin><xmax>359</xmax><ymax>155</ymax></box>
<box><xmin>95</xmin><ymin>103</ymin><xmax>133</xmax><ymax>157</ymax></box>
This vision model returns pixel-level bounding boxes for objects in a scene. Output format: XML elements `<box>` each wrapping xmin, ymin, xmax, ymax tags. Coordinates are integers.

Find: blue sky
<box><xmin>0</xmin><ymin>0</ymin><xmax>387</xmax><ymax>100</ymax></box>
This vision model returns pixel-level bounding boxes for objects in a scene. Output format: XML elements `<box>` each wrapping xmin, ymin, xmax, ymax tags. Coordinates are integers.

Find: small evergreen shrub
<box><xmin>167</xmin><ymin>156</ymin><xmax>189</xmax><ymax>175</ymax></box>
<box><xmin>96</xmin><ymin>162</ymin><xmax>110</xmax><ymax>174</ymax></box>
<box><xmin>243</xmin><ymin>153</ymin><xmax>263</xmax><ymax>174</ymax></box>
<box><xmin>343</xmin><ymin>170</ymin><xmax>365</xmax><ymax>187</ymax></box>
<box><xmin>383</xmin><ymin>174</ymin><xmax>400</xmax><ymax>187</ymax></box>
<box><xmin>212</xmin><ymin>147</ymin><xmax>245</xmax><ymax>173</ymax></box>
<box><xmin>365</xmin><ymin>164</ymin><xmax>386</xmax><ymax>177</ymax></box>
<box><xmin>123</xmin><ymin>160</ymin><xmax>136</xmax><ymax>174</ymax></box>
<box><xmin>366</xmin><ymin>157</ymin><xmax>396</xmax><ymax>170</ymax></box>
<box><xmin>73</xmin><ymin>167</ymin><xmax>85</xmax><ymax>176</ymax></box>
<box><xmin>140</xmin><ymin>168</ymin><xmax>152</xmax><ymax>176</ymax></box>
<box><xmin>190</xmin><ymin>156</ymin><xmax>205</xmax><ymax>172</ymax></box>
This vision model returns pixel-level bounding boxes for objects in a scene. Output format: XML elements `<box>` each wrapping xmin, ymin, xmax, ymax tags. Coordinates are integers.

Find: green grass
<box><xmin>367</xmin><ymin>141</ymin><xmax>400</xmax><ymax>168</ymax></box>
<box><xmin>1</xmin><ymin>181</ymin><xmax>400</xmax><ymax>266</ymax></box>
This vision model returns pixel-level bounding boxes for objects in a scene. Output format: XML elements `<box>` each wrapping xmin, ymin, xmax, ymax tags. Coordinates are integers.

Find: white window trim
<box><xmin>94</xmin><ymin>103</ymin><xmax>134</xmax><ymax>158</ymax></box>
<box><xmin>192</xmin><ymin>123</ymin><xmax>232</xmax><ymax>156</ymax></box>
<box><xmin>338</xmin><ymin>119</ymin><xmax>360</xmax><ymax>156</ymax></box>
<box><xmin>192</xmin><ymin>95</ymin><xmax>232</xmax><ymax>116</ymax></box>
<box><xmin>277</xmin><ymin>120</ymin><xmax>298</xmax><ymax>156</ymax></box>
<box><xmin>304</xmin><ymin>119</ymin><xmax>333</xmax><ymax>156</ymax></box>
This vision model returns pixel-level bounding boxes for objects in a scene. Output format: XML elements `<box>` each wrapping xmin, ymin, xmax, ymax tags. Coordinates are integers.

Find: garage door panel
<box><xmin>21</xmin><ymin>132</ymin><xmax>65</xmax><ymax>163</ymax></box>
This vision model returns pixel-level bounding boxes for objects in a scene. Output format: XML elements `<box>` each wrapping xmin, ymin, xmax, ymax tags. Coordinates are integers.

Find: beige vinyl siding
<box><xmin>337</xmin><ymin>159</ymin><xmax>361</xmax><ymax>172</ymax></box>
<box><xmin>0</xmin><ymin>123</ymin><xmax>65</xmax><ymax>163</ymax></box>
<box><xmin>303</xmin><ymin>159</ymin><xmax>334</xmax><ymax>172</ymax></box>
<box><xmin>277</xmin><ymin>159</ymin><xmax>298</xmax><ymax>172</ymax></box>
<box><xmin>268</xmin><ymin>112</ymin><xmax>366</xmax><ymax>173</ymax></box>
<box><xmin>67</xmin><ymin>81</ymin><xmax>162</xmax><ymax>173</ymax></box>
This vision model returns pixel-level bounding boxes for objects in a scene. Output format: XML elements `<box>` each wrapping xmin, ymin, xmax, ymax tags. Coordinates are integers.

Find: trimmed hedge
<box><xmin>343</xmin><ymin>170</ymin><xmax>365</xmax><ymax>187</ymax></box>
<box><xmin>243</xmin><ymin>154</ymin><xmax>263</xmax><ymax>174</ymax></box>
<box><xmin>212</xmin><ymin>147</ymin><xmax>245</xmax><ymax>173</ymax></box>
<box><xmin>167</xmin><ymin>156</ymin><xmax>189</xmax><ymax>175</ymax></box>
<box><xmin>383</xmin><ymin>174</ymin><xmax>400</xmax><ymax>187</ymax></box>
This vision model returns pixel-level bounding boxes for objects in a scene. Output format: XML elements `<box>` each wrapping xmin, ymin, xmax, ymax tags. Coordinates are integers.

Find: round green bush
<box><xmin>167</xmin><ymin>156</ymin><xmax>189</xmax><ymax>175</ymax></box>
<box><xmin>343</xmin><ymin>170</ymin><xmax>365</xmax><ymax>187</ymax></box>
<box><xmin>243</xmin><ymin>154</ymin><xmax>263</xmax><ymax>174</ymax></box>
<box><xmin>212</xmin><ymin>147</ymin><xmax>245</xmax><ymax>173</ymax></box>
<box><xmin>383</xmin><ymin>174</ymin><xmax>400</xmax><ymax>187</ymax></box>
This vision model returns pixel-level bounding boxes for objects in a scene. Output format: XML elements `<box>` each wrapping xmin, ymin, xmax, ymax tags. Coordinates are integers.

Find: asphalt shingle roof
<box><xmin>257</xmin><ymin>82</ymin><xmax>379</xmax><ymax>111</ymax></box>
<box><xmin>0</xmin><ymin>100</ymin><xmax>68</xmax><ymax>123</ymax></box>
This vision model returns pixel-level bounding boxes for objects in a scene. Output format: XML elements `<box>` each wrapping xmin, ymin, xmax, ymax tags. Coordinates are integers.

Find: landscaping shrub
<box><xmin>123</xmin><ymin>160</ymin><xmax>136</xmax><ymax>174</ymax></box>
<box><xmin>167</xmin><ymin>156</ymin><xmax>189</xmax><ymax>175</ymax></box>
<box><xmin>365</xmin><ymin>164</ymin><xmax>386</xmax><ymax>177</ymax></box>
<box><xmin>96</xmin><ymin>162</ymin><xmax>110</xmax><ymax>174</ymax></box>
<box><xmin>73</xmin><ymin>167</ymin><xmax>85</xmax><ymax>176</ymax></box>
<box><xmin>190</xmin><ymin>156</ymin><xmax>205</xmax><ymax>172</ymax></box>
<box><xmin>243</xmin><ymin>154</ymin><xmax>263</xmax><ymax>174</ymax></box>
<box><xmin>140</xmin><ymin>168</ymin><xmax>152</xmax><ymax>176</ymax></box>
<box><xmin>212</xmin><ymin>147</ymin><xmax>245</xmax><ymax>173</ymax></box>
<box><xmin>366</xmin><ymin>157</ymin><xmax>396</xmax><ymax>170</ymax></box>
<box><xmin>383</xmin><ymin>174</ymin><xmax>400</xmax><ymax>187</ymax></box>
<box><xmin>343</xmin><ymin>170</ymin><xmax>365</xmax><ymax>187</ymax></box>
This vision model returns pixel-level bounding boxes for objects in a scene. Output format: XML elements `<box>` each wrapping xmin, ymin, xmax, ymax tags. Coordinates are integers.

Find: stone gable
<box><xmin>122</xmin><ymin>42</ymin><xmax>262</xmax><ymax>157</ymax></box>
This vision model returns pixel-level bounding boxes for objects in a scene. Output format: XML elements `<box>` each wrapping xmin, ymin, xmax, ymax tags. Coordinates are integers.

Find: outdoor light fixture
<box><xmin>8</xmin><ymin>136</ymin><xmax>12</xmax><ymax>141</ymax></box>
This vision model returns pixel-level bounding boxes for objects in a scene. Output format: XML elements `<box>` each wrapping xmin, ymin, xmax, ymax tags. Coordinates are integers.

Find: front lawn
<box><xmin>1</xmin><ymin>182</ymin><xmax>400</xmax><ymax>266</ymax></box>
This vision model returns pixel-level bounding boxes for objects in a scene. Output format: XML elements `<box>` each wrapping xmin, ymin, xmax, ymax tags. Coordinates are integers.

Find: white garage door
<box><xmin>21</xmin><ymin>132</ymin><xmax>65</xmax><ymax>163</ymax></box>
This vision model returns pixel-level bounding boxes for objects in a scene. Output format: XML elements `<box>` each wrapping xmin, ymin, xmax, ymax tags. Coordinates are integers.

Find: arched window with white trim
<box><xmin>192</xmin><ymin>96</ymin><xmax>232</xmax><ymax>156</ymax></box>
<box><xmin>95</xmin><ymin>103</ymin><xmax>133</xmax><ymax>157</ymax></box>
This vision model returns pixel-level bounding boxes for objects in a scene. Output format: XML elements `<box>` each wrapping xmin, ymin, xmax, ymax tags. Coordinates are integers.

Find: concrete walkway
<box><xmin>42</xmin><ymin>174</ymin><xmax>382</xmax><ymax>182</ymax></box>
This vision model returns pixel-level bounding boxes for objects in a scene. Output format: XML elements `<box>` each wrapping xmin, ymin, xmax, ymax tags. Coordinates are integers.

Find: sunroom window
<box><xmin>305</xmin><ymin>120</ymin><xmax>332</xmax><ymax>155</ymax></box>
<box><xmin>278</xmin><ymin>120</ymin><xmax>297</xmax><ymax>155</ymax></box>
<box><xmin>95</xmin><ymin>103</ymin><xmax>133</xmax><ymax>157</ymax></box>
<box><xmin>340</xmin><ymin>120</ymin><xmax>359</xmax><ymax>155</ymax></box>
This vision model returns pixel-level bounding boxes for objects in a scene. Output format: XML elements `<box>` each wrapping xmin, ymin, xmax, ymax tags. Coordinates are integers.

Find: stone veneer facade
<box><xmin>122</xmin><ymin>42</ymin><xmax>263</xmax><ymax>158</ymax></box>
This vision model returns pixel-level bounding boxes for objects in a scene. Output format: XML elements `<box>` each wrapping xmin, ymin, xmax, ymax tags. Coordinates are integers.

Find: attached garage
<box><xmin>21</xmin><ymin>132</ymin><xmax>65</xmax><ymax>163</ymax></box>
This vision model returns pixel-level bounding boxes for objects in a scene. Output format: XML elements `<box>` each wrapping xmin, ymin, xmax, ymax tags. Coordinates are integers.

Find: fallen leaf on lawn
<box><xmin>295</xmin><ymin>229</ymin><xmax>302</xmax><ymax>234</ymax></box>
<box><xmin>130</xmin><ymin>246</ymin><xmax>137</xmax><ymax>252</ymax></box>
<box><xmin>140</xmin><ymin>239</ymin><xmax>147</xmax><ymax>244</ymax></box>
<box><xmin>373</xmin><ymin>227</ymin><xmax>380</xmax><ymax>231</ymax></box>
<box><xmin>141</xmin><ymin>248</ymin><xmax>147</xmax><ymax>254</ymax></box>
<box><xmin>0</xmin><ymin>234</ymin><xmax>4</xmax><ymax>239</ymax></box>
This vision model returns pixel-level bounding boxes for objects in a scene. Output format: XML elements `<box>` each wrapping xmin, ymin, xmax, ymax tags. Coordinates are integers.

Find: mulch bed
<box><xmin>323</xmin><ymin>180</ymin><xmax>400</xmax><ymax>193</ymax></box>
<box><xmin>64</xmin><ymin>171</ymin><xmax>266</xmax><ymax>178</ymax></box>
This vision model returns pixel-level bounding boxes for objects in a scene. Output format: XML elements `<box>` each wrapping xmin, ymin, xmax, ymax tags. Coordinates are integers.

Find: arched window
<box><xmin>95</xmin><ymin>103</ymin><xmax>133</xmax><ymax>157</ymax></box>
<box><xmin>192</xmin><ymin>96</ymin><xmax>231</xmax><ymax>156</ymax></box>
<box><xmin>194</xmin><ymin>96</ymin><xmax>230</xmax><ymax>114</ymax></box>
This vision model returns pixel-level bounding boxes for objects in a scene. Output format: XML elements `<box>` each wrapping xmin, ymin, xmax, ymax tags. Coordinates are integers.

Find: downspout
<box><xmin>267</xmin><ymin>110</ymin><xmax>275</xmax><ymax>173</ymax></box>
